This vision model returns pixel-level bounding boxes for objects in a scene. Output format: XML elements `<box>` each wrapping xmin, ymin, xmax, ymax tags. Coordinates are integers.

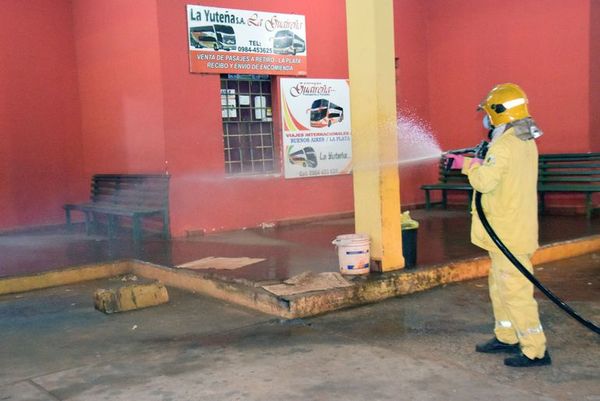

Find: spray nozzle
<box><xmin>443</xmin><ymin>140</ymin><xmax>489</xmax><ymax>171</ymax></box>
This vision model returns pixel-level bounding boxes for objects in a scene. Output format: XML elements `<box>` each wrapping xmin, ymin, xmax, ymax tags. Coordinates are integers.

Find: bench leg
<box><xmin>108</xmin><ymin>215</ymin><xmax>119</xmax><ymax>239</ymax></box>
<box><xmin>65</xmin><ymin>209</ymin><xmax>72</xmax><ymax>229</ymax></box>
<box><xmin>132</xmin><ymin>216</ymin><xmax>142</xmax><ymax>242</ymax></box>
<box><xmin>84</xmin><ymin>212</ymin><xmax>93</xmax><ymax>235</ymax></box>
<box><xmin>424</xmin><ymin>190</ymin><xmax>431</xmax><ymax>210</ymax></box>
<box><xmin>442</xmin><ymin>190</ymin><xmax>447</xmax><ymax>209</ymax></box>
<box><xmin>585</xmin><ymin>193</ymin><xmax>592</xmax><ymax>220</ymax></box>
<box><xmin>162</xmin><ymin>212</ymin><xmax>170</xmax><ymax>239</ymax></box>
<box><xmin>539</xmin><ymin>193</ymin><xmax>546</xmax><ymax>215</ymax></box>
<box><xmin>467</xmin><ymin>190</ymin><xmax>473</xmax><ymax>211</ymax></box>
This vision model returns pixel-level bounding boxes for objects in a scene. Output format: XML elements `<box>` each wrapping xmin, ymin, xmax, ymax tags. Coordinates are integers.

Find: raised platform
<box><xmin>1</xmin><ymin>208</ymin><xmax>599</xmax><ymax>317</ymax></box>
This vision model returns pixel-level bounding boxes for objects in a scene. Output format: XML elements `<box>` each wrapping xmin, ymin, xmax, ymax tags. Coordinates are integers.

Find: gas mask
<box><xmin>483</xmin><ymin>115</ymin><xmax>495</xmax><ymax>140</ymax></box>
<box><xmin>482</xmin><ymin>114</ymin><xmax>493</xmax><ymax>130</ymax></box>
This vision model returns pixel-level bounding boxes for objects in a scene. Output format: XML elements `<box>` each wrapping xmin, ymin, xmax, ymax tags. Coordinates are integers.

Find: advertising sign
<box><xmin>280</xmin><ymin>78</ymin><xmax>352</xmax><ymax>179</ymax></box>
<box><xmin>187</xmin><ymin>5</ymin><xmax>307</xmax><ymax>76</ymax></box>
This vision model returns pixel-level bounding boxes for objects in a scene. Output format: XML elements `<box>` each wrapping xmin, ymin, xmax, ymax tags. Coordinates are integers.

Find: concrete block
<box><xmin>94</xmin><ymin>282</ymin><xmax>169</xmax><ymax>314</ymax></box>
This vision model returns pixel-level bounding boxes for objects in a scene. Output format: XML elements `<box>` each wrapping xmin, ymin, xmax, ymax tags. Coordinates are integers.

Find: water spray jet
<box><xmin>396</xmin><ymin>111</ymin><xmax>442</xmax><ymax>165</ymax></box>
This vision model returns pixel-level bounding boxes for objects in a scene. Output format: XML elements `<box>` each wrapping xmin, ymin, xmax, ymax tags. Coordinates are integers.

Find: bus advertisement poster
<box><xmin>187</xmin><ymin>5</ymin><xmax>307</xmax><ymax>76</ymax></box>
<box><xmin>280</xmin><ymin>78</ymin><xmax>352</xmax><ymax>179</ymax></box>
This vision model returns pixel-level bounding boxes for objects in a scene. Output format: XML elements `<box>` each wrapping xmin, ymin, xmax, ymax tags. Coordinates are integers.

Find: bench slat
<box><xmin>539</xmin><ymin>153</ymin><xmax>600</xmax><ymax>160</ymax></box>
<box><xmin>538</xmin><ymin>185</ymin><xmax>600</xmax><ymax>192</ymax></box>
<box><xmin>538</xmin><ymin>176</ymin><xmax>600</xmax><ymax>181</ymax></box>
<box><xmin>538</xmin><ymin>161</ymin><xmax>600</xmax><ymax>169</ymax></box>
<box><xmin>540</xmin><ymin>171</ymin><xmax>600</xmax><ymax>176</ymax></box>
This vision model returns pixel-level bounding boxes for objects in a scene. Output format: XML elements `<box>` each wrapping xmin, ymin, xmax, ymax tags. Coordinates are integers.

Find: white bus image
<box><xmin>190</xmin><ymin>24</ymin><xmax>236</xmax><ymax>50</ymax></box>
<box><xmin>288</xmin><ymin>146</ymin><xmax>318</xmax><ymax>168</ymax></box>
<box><xmin>309</xmin><ymin>99</ymin><xmax>344</xmax><ymax>128</ymax></box>
<box><xmin>273</xmin><ymin>30</ymin><xmax>306</xmax><ymax>55</ymax></box>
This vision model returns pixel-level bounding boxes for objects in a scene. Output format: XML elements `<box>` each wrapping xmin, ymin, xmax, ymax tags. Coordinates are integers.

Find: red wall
<box><xmin>72</xmin><ymin>0</ymin><xmax>166</xmax><ymax>178</ymax></box>
<box><xmin>156</xmin><ymin>0</ymin><xmax>353</xmax><ymax>235</ymax></box>
<box><xmin>591</xmin><ymin>0</ymin><xmax>600</xmax><ymax>152</ymax></box>
<box><xmin>394</xmin><ymin>0</ymin><xmax>593</xmax><ymax>207</ymax></box>
<box><xmin>0</xmin><ymin>0</ymin><xmax>83</xmax><ymax>229</ymax></box>
<box><xmin>394</xmin><ymin>0</ymin><xmax>439</xmax><ymax>207</ymax></box>
<box><xmin>394</xmin><ymin>0</ymin><xmax>430</xmax><ymax>121</ymax></box>
<box><xmin>1</xmin><ymin>0</ymin><xmax>596</xmax><ymax>233</ymax></box>
<box><xmin>426</xmin><ymin>0</ymin><xmax>590</xmax><ymax>154</ymax></box>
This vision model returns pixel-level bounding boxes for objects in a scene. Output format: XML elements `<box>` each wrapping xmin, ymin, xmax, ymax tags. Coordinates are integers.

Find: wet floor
<box><xmin>1</xmin><ymin>209</ymin><xmax>599</xmax><ymax>282</ymax></box>
<box><xmin>1</xmin><ymin>252</ymin><xmax>598</xmax><ymax>400</ymax></box>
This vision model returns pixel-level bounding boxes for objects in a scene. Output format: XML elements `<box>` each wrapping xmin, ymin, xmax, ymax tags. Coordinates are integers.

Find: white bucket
<box><xmin>332</xmin><ymin>233</ymin><xmax>371</xmax><ymax>275</ymax></box>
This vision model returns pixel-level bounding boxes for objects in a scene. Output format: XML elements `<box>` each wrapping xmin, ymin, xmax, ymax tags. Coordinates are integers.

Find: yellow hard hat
<box><xmin>478</xmin><ymin>83</ymin><xmax>530</xmax><ymax>126</ymax></box>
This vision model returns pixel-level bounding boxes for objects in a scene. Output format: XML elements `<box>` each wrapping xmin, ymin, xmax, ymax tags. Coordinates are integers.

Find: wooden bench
<box><xmin>420</xmin><ymin>157</ymin><xmax>473</xmax><ymax>209</ymax></box>
<box><xmin>538</xmin><ymin>153</ymin><xmax>600</xmax><ymax>219</ymax></box>
<box><xmin>64</xmin><ymin>174</ymin><xmax>170</xmax><ymax>241</ymax></box>
<box><xmin>421</xmin><ymin>152</ymin><xmax>600</xmax><ymax>218</ymax></box>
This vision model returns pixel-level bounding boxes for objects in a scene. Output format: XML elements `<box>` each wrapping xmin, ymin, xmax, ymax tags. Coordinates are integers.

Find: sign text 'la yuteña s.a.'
<box><xmin>187</xmin><ymin>5</ymin><xmax>307</xmax><ymax>76</ymax></box>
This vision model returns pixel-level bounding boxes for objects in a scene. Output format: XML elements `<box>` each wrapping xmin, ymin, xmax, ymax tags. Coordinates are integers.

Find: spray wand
<box><xmin>442</xmin><ymin>140</ymin><xmax>489</xmax><ymax>170</ymax></box>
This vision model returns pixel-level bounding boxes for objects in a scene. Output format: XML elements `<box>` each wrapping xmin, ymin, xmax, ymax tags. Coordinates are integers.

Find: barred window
<box><xmin>220</xmin><ymin>74</ymin><xmax>275</xmax><ymax>175</ymax></box>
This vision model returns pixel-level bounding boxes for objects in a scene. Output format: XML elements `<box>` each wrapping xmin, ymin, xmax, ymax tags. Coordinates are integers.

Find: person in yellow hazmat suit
<box><xmin>445</xmin><ymin>83</ymin><xmax>551</xmax><ymax>367</ymax></box>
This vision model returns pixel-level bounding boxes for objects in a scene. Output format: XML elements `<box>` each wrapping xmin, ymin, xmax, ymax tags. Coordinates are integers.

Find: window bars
<box><xmin>220</xmin><ymin>74</ymin><xmax>275</xmax><ymax>175</ymax></box>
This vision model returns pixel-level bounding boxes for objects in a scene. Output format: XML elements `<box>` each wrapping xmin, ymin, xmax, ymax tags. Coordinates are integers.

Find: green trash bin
<box><xmin>401</xmin><ymin>211</ymin><xmax>419</xmax><ymax>268</ymax></box>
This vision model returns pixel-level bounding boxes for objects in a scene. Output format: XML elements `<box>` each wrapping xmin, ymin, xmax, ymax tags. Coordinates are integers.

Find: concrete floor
<box><xmin>2</xmin><ymin>209</ymin><xmax>600</xmax><ymax>282</ymax></box>
<box><xmin>1</xmin><ymin>252</ymin><xmax>598</xmax><ymax>400</ymax></box>
<box><xmin>1</xmin><ymin>209</ymin><xmax>599</xmax><ymax>399</ymax></box>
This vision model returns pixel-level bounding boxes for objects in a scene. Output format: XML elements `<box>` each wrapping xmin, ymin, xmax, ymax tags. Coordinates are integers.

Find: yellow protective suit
<box><xmin>462</xmin><ymin>126</ymin><xmax>547</xmax><ymax>359</ymax></box>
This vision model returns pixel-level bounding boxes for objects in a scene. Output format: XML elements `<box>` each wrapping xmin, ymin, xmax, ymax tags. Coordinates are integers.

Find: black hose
<box><xmin>474</xmin><ymin>191</ymin><xmax>600</xmax><ymax>335</ymax></box>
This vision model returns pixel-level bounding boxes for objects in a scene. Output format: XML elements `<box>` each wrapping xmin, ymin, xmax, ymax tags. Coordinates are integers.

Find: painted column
<box><xmin>346</xmin><ymin>0</ymin><xmax>404</xmax><ymax>271</ymax></box>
